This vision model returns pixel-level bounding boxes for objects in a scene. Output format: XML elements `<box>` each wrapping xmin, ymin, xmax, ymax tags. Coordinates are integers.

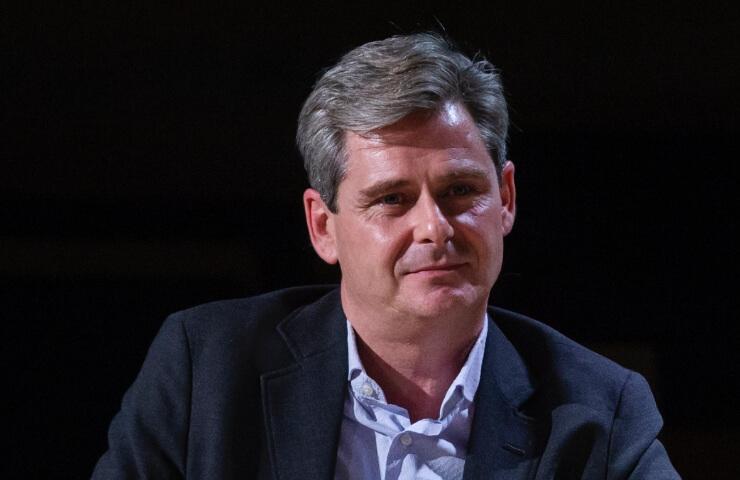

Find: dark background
<box><xmin>3</xmin><ymin>2</ymin><xmax>738</xmax><ymax>478</ymax></box>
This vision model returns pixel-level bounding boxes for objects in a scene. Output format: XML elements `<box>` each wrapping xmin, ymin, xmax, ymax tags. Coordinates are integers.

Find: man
<box><xmin>93</xmin><ymin>33</ymin><xmax>679</xmax><ymax>479</ymax></box>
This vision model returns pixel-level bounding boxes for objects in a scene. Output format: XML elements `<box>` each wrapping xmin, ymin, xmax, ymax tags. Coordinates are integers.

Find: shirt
<box><xmin>334</xmin><ymin>317</ymin><xmax>488</xmax><ymax>480</ymax></box>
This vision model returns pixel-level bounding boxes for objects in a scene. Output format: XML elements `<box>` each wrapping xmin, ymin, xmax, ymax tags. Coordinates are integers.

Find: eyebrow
<box><xmin>356</xmin><ymin>165</ymin><xmax>491</xmax><ymax>201</ymax></box>
<box><xmin>437</xmin><ymin>165</ymin><xmax>490</xmax><ymax>182</ymax></box>
<box><xmin>358</xmin><ymin>179</ymin><xmax>412</xmax><ymax>201</ymax></box>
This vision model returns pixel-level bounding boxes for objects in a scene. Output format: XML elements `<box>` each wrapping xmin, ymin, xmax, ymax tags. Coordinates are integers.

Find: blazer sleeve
<box><xmin>607</xmin><ymin>371</ymin><xmax>681</xmax><ymax>479</ymax></box>
<box><xmin>92</xmin><ymin>314</ymin><xmax>192</xmax><ymax>479</ymax></box>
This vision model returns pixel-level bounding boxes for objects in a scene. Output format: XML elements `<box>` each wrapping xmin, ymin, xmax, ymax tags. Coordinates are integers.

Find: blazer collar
<box><xmin>260</xmin><ymin>292</ymin><xmax>543</xmax><ymax>480</ymax></box>
<box><xmin>260</xmin><ymin>288</ymin><xmax>348</xmax><ymax>480</ymax></box>
<box><xmin>463</xmin><ymin>307</ymin><xmax>542</xmax><ymax>479</ymax></box>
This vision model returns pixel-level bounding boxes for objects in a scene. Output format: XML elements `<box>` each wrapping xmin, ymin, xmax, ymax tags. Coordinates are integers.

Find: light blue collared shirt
<box><xmin>334</xmin><ymin>317</ymin><xmax>488</xmax><ymax>480</ymax></box>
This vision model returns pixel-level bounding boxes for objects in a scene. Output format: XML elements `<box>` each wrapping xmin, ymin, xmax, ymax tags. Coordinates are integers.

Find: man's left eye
<box><xmin>449</xmin><ymin>185</ymin><xmax>473</xmax><ymax>196</ymax></box>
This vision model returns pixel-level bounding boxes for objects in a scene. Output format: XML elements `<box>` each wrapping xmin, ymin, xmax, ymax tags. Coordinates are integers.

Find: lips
<box><xmin>406</xmin><ymin>263</ymin><xmax>464</xmax><ymax>274</ymax></box>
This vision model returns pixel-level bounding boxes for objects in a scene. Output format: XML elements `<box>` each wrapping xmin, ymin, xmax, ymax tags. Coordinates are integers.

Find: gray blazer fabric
<box><xmin>93</xmin><ymin>286</ymin><xmax>679</xmax><ymax>479</ymax></box>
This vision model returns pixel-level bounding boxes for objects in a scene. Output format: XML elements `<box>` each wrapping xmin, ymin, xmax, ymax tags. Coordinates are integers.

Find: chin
<box><xmin>401</xmin><ymin>284</ymin><xmax>485</xmax><ymax>319</ymax></box>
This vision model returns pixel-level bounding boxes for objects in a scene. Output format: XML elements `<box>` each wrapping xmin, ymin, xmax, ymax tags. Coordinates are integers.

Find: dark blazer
<box><xmin>92</xmin><ymin>286</ymin><xmax>679</xmax><ymax>479</ymax></box>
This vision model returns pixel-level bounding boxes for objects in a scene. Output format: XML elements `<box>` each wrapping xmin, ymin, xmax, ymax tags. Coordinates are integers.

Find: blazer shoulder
<box><xmin>169</xmin><ymin>285</ymin><xmax>338</xmax><ymax>332</ymax></box>
<box><xmin>489</xmin><ymin>306</ymin><xmax>634</xmax><ymax>414</ymax></box>
<box><xmin>161</xmin><ymin>285</ymin><xmax>339</xmax><ymax>368</ymax></box>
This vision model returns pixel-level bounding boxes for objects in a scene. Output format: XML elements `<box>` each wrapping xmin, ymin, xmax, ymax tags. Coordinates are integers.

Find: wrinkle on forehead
<box><xmin>348</xmin><ymin>101</ymin><xmax>487</xmax><ymax>152</ymax></box>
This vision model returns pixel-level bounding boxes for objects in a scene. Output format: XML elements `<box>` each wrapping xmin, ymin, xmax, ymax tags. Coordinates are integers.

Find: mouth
<box><xmin>406</xmin><ymin>263</ymin><xmax>465</xmax><ymax>275</ymax></box>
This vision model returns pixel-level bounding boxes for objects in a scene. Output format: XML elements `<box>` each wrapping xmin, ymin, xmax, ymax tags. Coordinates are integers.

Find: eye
<box><xmin>380</xmin><ymin>193</ymin><xmax>403</xmax><ymax>205</ymax></box>
<box><xmin>449</xmin><ymin>184</ymin><xmax>473</xmax><ymax>196</ymax></box>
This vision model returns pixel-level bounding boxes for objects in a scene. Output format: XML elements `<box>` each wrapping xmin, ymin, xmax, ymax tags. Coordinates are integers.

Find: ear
<box><xmin>499</xmin><ymin>161</ymin><xmax>517</xmax><ymax>236</ymax></box>
<box><xmin>303</xmin><ymin>188</ymin><xmax>339</xmax><ymax>264</ymax></box>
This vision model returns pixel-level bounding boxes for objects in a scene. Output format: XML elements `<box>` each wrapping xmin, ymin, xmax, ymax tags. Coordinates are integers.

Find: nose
<box><xmin>411</xmin><ymin>193</ymin><xmax>454</xmax><ymax>246</ymax></box>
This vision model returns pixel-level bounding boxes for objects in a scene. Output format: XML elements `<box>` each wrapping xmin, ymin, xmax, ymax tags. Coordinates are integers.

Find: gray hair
<box><xmin>296</xmin><ymin>33</ymin><xmax>509</xmax><ymax>212</ymax></box>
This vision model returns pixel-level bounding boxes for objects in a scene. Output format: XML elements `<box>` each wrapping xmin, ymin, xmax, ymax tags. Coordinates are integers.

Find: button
<box><xmin>360</xmin><ymin>383</ymin><xmax>374</xmax><ymax>397</ymax></box>
<box><xmin>400</xmin><ymin>433</ymin><xmax>412</xmax><ymax>446</ymax></box>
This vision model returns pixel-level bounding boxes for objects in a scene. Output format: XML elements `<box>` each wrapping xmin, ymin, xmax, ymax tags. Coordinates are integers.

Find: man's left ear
<box><xmin>499</xmin><ymin>161</ymin><xmax>516</xmax><ymax>236</ymax></box>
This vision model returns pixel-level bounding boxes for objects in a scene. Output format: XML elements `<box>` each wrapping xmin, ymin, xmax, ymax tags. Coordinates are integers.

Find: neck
<box><xmin>343</xmin><ymin>295</ymin><xmax>486</xmax><ymax>422</ymax></box>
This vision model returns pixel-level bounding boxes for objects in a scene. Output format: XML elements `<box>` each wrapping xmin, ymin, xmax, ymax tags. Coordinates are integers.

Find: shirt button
<box><xmin>400</xmin><ymin>433</ymin><xmax>412</xmax><ymax>446</ymax></box>
<box><xmin>360</xmin><ymin>383</ymin><xmax>374</xmax><ymax>397</ymax></box>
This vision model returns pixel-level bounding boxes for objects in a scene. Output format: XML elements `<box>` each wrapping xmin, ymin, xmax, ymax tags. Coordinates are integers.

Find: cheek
<box><xmin>338</xmin><ymin>218</ymin><xmax>409</xmax><ymax>267</ymax></box>
<box><xmin>455</xmin><ymin>199</ymin><xmax>501</xmax><ymax>234</ymax></box>
<box><xmin>376</xmin><ymin>220</ymin><xmax>413</xmax><ymax>262</ymax></box>
<box><xmin>453</xmin><ymin>207</ymin><xmax>503</xmax><ymax>258</ymax></box>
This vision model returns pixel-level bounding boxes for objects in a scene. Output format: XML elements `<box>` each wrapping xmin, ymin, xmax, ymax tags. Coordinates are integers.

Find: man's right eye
<box><xmin>380</xmin><ymin>193</ymin><xmax>402</xmax><ymax>205</ymax></box>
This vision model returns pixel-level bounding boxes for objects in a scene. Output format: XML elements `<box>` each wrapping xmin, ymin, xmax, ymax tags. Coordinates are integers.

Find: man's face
<box><xmin>306</xmin><ymin>102</ymin><xmax>515</xmax><ymax>319</ymax></box>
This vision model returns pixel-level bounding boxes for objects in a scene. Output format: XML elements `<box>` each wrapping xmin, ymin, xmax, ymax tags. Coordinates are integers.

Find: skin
<box><xmin>304</xmin><ymin>101</ymin><xmax>516</xmax><ymax>422</ymax></box>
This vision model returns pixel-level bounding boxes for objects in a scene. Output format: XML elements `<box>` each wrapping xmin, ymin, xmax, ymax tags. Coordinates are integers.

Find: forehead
<box><xmin>342</xmin><ymin>102</ymin><xmax>494</xmax><ymax>180</ymax></box>
<box><xmin>359</xmin><ymin>102</ymin><xmax>486</xmax><ymax>150</ymax></box>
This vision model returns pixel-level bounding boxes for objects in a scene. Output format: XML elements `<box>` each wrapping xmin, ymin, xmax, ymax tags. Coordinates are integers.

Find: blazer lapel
<box><xmin>464</xmin><ymin>310</ymin><xmax>542</xmax><ymax>479</ymax></box>
<box><xmin>260</xmin><ymin>289</ymin><xmax>348</xmax><ymax>480</ymax></box>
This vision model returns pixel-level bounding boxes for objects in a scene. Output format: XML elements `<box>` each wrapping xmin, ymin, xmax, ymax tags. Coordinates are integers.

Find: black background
<box><xmin>3</xmin><ymin>2</ymin><xmax>738</xmax><ymax>478</ymax></box>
